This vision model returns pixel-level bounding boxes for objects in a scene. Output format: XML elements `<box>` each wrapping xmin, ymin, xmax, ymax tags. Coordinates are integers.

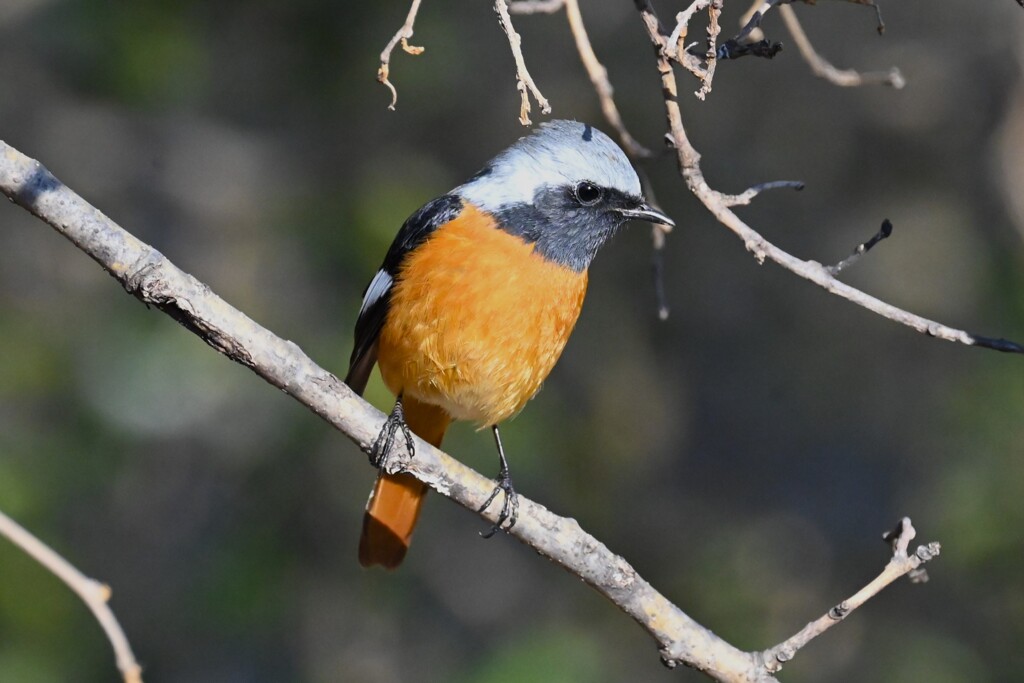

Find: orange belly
<box><xmin>377</xmin><ymin>205</ymin><xmax>588</xmax><ymax>426</ymax></box>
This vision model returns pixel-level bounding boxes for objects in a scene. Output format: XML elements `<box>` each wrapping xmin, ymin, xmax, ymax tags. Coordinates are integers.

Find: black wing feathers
<box><xmin>345</xmin><ymin>194</ymin><xmax>463</xmax><ymax>395</ymax></box>
<box><xmin>378</xmin><ymin>194</ymin><xmax>463</xmax><ymax>276</ymax></box>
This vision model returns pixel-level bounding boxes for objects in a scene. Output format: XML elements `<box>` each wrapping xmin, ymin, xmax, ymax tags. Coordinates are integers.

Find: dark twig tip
<box><xmin>968</xmin><ymin>334</ymin><xmax>1024</xmax><ymax>355</ymax></box>
<box><xmin>826</xmin><ymin>218</ymin><xmax>894</xmax><ymax>275</ymax></box>
<box><xmin>712</xmin><ymin>38</ymin><xmax>783</xmax><ymax>61</ymax></box>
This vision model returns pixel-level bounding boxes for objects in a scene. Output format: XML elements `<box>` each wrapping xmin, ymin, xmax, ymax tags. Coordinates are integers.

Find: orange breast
<box><xmin>377</xmin><ymin>204</ymin><xmax>588</xmax><ymax>426</ymax></box>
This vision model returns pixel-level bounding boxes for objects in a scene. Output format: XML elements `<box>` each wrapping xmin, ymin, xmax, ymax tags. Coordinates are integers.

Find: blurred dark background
<box><xmin>2</xmin><ymin>1</ymin><xmax>1023</xmax><ymax>681</ymax></box>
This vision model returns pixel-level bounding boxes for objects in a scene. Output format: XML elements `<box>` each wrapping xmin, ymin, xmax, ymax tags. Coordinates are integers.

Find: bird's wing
<box><xmin>345</xmin><ymin>194</ymin><xmax>464</xmax><ymax>395</ymax></box>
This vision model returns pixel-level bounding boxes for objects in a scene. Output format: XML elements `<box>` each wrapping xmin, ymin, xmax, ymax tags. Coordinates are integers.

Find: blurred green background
<box><xmin>2</xmin><ymin>1</ymin><xmax>1023</xmax><ymax>681</ymax></box>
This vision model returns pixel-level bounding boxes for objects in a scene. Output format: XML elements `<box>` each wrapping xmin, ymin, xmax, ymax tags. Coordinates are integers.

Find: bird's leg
<box><xmin>478</xmin><ymin>425</ymin><xmax>519</xmax><ymax>538</ymax></box>
<box><xmin>370</xmin><ymin>394</ymin><xmax>415</xmax><ymax>470</ymax></box>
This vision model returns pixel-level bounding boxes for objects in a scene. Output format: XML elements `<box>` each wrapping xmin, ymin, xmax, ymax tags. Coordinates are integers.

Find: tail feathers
<box><xmin>359</xmin><ymin>396</ymin><xmax>450</xmax><ymax>569</ymax></box>
<box><xmin>359</xmin><ymin>473</ymin><xmax>428</xmax><ymax>568</ymax></box>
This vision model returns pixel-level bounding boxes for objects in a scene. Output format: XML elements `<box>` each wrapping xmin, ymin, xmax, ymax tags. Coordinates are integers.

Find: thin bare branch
<box><xmin>697</xmin><ymin>0</ymin><xmax>724</xmax><ymax>98</ymax></box>
<box><xmin>0</xmin><ymin>508</ymin><xmax>143</xmax><ymax>683</ymax></box>
<box><xmin>494</xmin><ymin>0</ymin><xmax>552</xmax><ymax>125</ymax></box>
<box><xmin>780</xmin><ymin>5</ymin><xmax>905</xmax><ymax>88</ymax></box>
<box><xmin>720</xmin><ymin>179</ymin><xmax>804</xmax><ymax>207</ymax></box>
<box><xmin>738</xmin><ymin>0</ymin><xmax>769</xmax><ymax>42</ymax></box>
<box><xmin>377</xmin><ymin>0</ymin><xmax>426</xmax><ymax>110</ymax></box>
<box><xmin>845</xmin><ymin>0</ymin><xmax>886</xmax><ymax>34</ymax></box>
<box><xmin>634</xmin><ymin>0</ymin><xmax>1024</xmax><ymax>357</ymax></box>
<box><xmin>760</xmin><ymin>518</ymin><xmax>941</xmax><ymax>673</ymax></box>
<box><xmin>563</xmin><ymin>0</ymin><xmax>650</xmax><ymax>156</ymax></box>
<box><xmin>665</xmin><ymin>1</ymin><xmax>729</xmax><ymax>94</ymax></box>
<box><xmin>508</xmin><ymin>0</ymin><xmax>565</xmax><ymax>14</ymax></box>
<box><xmin>651</xmin><ymin>222</ymin><xmax>670</xmax><ymax>320</ymax></box>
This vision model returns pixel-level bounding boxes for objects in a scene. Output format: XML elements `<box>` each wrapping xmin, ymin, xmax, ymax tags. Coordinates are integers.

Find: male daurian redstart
<box><xmin>345</xmin><ymin>120</ymin><xmax>674</xmax><ymax>569</ymax></box>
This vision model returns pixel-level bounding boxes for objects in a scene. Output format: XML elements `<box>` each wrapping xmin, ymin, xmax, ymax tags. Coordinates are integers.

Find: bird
<box><xmin>345</xmin><ymin>119</ymin><xmax>673</xmax><ymax>569</ymax></box>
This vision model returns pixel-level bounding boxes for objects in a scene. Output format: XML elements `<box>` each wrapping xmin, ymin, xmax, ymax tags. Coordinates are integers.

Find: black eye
<box><xmin>574</xmin><ymin>181</ymin><xmax>603</xmax><ymax>206</ymax></box>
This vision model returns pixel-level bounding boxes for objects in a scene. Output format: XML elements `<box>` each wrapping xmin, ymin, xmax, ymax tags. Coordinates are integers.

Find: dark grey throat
<box><xmin>489</xmin><ymin>185</ymin><xmax>636</xmax><ymax>272</ymax></box>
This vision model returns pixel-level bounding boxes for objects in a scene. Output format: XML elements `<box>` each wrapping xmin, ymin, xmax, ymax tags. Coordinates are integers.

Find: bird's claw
<box><xmin>370</xmin><ymin>399</ymin><xmax>415</xmax><ymax>470</ymax></box>
<box><xmin>478</xmin><ymin>469</ymin><xmax>518</xmax><ymax>538</ymax></box>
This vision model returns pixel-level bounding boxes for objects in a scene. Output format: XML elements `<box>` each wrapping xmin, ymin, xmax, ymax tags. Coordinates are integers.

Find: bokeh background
<box><xmin>2</xmin><ymin>1</ymin><xmax>1023</xmax><ymax>681</ymax></box>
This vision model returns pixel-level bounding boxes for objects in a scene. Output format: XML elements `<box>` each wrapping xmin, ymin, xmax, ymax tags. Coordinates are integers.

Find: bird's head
<box><xmin>456</xmin><ymin>120</ymin><xmax>674</xmax><ymax>271</ymax></box>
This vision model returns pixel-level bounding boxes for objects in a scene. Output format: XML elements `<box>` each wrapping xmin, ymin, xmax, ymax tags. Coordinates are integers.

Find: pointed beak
<box><xmin>618</xmin><ymin>203</ymin><xmax>675</xmax><ymax>228</ymax></box>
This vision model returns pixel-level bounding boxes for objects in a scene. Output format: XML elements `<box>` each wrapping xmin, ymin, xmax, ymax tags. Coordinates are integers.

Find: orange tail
<box><xmin>359</xmin><ymin>396</ymin><xmax>451</xmax><ymax>569</ymax></box>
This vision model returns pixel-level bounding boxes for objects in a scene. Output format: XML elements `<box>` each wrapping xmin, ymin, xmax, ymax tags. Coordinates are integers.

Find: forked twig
<box><xmin>761</xmin><ymin>518</ymin><xmax>941</xmax><ymax>673</ymax></box>
<box><xmin>377</xmin><ymin>0</ymin><xmax>426</xmax><ymax>110</ymax></box>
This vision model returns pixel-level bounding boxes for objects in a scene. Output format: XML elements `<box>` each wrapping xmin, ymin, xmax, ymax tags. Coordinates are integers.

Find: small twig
<box><xmin>508</xmin><ymin>0</ymin><xmax>565</xmax><ymax>14</ymax></box>
<box><xmin>760</xmin><ymin>518</ymin><xmax>941</xmax><ymax>673</ymax></box>
<box><xmin>826</xmin><ymin>218</ymin><xmax>893</xmax><ymax>276</ymax></box>
<box><xmin>845</xmin><ymin>0</ymin><xmax>886</xmax><ymax>34</ymax></box>
<box><xmin>665</xmin><ymin>1</ymin><xmax>731</xmax><ymax>96</ymax></box>
<box><xmin>563</xmin><ymin>0</ymin><xmax>650</xmax><ymax>157</ymax></box>
<box><xmin>733</xmin><ymin>0</ymin><xmax>777</xmax><ymax>45</ymax></box>
<box><xmin>738</xmin><ymin>0</ymin><xmax>768</xmax><ymax>42</ymax></box>
<box><xmin>0</xmin><ymin>508</ymin><xmax>143</xmax><ymax>683</ymax></box>
<box><xmin>652</xmin><ymin>224</ymin><xmax>670</xmax><ymax>321</ymax></box>
<box><xmin>696</xmin><ymin>0</ymin><xmax>724</xmax><ymax>99</ymax></box>
<box><xmin>667</xmin><ymin>0</ymin><xmax>711</xmax><ymax>60</ymax></box>
<box><xmin>636</xmin><ymin>167</ymin><xmax>673</xmax><ymax>320</ymax></box>
<box><xmin>720</xmin><ymin>179</ymin><xmax>804</xmax><ymax>207</ymax></box>
<box><xmin>494</xmin><ymin>0</ymin><xmax>552</xmax><ymax>125</ymax></box>
<box><xmin>780</xmin><ymin>5</ymin><xmax>904</xmax><ymax>88</ymax></box>
<box><xmin>377</xmin><ymin>0</ymin><xmax>426</xmax><ymax>110</ymax></box>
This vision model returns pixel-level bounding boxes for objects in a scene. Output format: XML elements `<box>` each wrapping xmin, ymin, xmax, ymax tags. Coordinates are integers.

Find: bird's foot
<box><xmin>370</xmin><ymin>398</ymin><xmax>415</xmax><ymax>470</ymax></box>
<box><xmin>478</xmin><ymin>466</ymin><xmax>518</xmax><ymax>538</ymax></box>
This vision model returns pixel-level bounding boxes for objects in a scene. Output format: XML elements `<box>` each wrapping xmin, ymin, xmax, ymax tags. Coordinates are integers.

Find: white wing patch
<box><xmin>359</xmin><ymin>269</ymin><xmax>393</xmax><ymax>317</ymax></box>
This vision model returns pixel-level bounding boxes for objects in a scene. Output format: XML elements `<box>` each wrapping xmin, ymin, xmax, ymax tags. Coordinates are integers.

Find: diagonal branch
<box><xmin>0</xmin><ymin>509</ymin><xmax>143</xmax><ymax>683</ymax></box>
<box><xmin>0</xmin><ymin>128</ymin><xmax>952</xmax><ymax>680</ymax></box>
<box><xmin>0</xmin><ymin>139</ymin><xmax>767</xmax><ymax>683</ymax></box>
<box><xmin>377</xmin><ymin>0</ymin><xmax>426</xmax><ymax>110</ymax></box>
<box><xmin>494</xmin><ymin>0</ymin><xmax>552</xmax><ymax>125</ymax></box>
<box><xmin>563</xmin><ymin>0</ymin><xmax>651</xmax><ymax>157</ymax></box>
<box><xmin>633</xmin><ymin>0</ymin><xmax>1024</xmax><ymax>356</ymax></box>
